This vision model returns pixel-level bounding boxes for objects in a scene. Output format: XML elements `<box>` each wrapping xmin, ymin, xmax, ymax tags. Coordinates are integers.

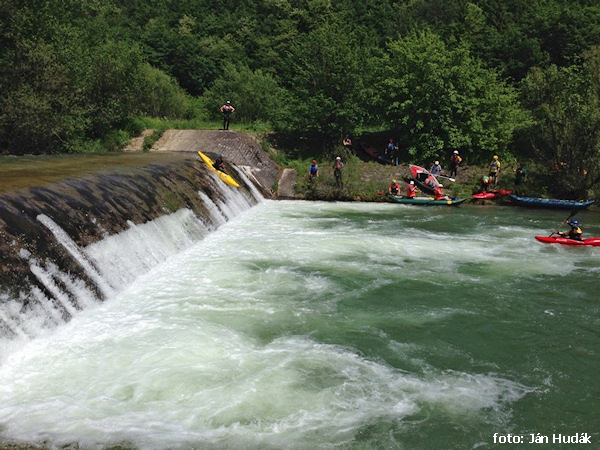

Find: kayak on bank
<box><xmin>472</xmin><ymin>189</ymin><xmax>513</xmax><ymax>200</ymax></box>
<box><xmin>508</xmin><ymin>194</ymin><xmax>594</xmax><ymax>210</ymax></box>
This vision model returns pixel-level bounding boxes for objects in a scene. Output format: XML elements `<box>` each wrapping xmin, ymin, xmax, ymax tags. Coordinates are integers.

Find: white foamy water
<box><xmin>1</xmin><ymin>201</ymin><xmax>598</xmax><ymax>449</ymax></box>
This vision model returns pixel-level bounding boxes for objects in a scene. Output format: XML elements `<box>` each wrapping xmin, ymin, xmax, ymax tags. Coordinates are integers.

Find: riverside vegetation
<box><xmin>1</xmin><ymin>0</ymin><xmax>600</xmax><ymax>199</ymax></box>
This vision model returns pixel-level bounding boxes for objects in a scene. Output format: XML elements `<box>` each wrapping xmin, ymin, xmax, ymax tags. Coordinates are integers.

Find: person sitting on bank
<box><xmin>556</xmin><ymin>219</ymin><xmax>583</xmax><ymax>241</ymax></box>
<box><xmin>406</xmin><ymin>180</ymin><xmax>417</xmax><ymax>198</ymax></box>
<box><xmin>433</xmin><ymin>185</ymin><xmax>450</xmax><ymax>201</ymax></box>
<box><xmin>388</xmin><ymin>179</ymin><xmax>400</xmax><ymax>195</ymax></box>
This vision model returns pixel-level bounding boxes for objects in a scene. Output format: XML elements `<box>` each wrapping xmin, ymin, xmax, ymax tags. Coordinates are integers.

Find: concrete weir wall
<box><xmin>0</xmin><ymin>131</ymin><xmax>280</xmax><ymax>342</ymax></box>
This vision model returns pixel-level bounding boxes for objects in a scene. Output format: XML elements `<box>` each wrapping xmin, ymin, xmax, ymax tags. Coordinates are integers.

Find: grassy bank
<box><xmin>282</xmin><ymin>152</ymin><xmax>522</xmax><ymax>202</ymax></box>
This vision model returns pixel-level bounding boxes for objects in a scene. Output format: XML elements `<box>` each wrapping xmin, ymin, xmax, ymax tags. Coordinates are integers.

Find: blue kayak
<box><xmin>508</xmin><ymin>194</ymin><xmax>595</xmax><ymax>210</ymax></box>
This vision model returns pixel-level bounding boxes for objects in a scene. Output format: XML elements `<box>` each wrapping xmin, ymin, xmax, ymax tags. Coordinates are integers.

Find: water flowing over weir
<box><xmin>0</xmin><ymin>153</ymin><xmax>271</xmax><ymax>348</ymax></box>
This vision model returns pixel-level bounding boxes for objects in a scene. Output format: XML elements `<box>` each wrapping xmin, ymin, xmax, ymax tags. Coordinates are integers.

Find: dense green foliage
<box><xmin>1</xmin><ymin>0</ymin><xmax>599</xmax><ymax>196</ymax></box>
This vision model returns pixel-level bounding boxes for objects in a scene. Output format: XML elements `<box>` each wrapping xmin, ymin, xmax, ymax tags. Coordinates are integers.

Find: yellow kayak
<box><xmin>197</xmin><ymin>151</ymin><xmax>240</xmax><ymax>188</ymax></box>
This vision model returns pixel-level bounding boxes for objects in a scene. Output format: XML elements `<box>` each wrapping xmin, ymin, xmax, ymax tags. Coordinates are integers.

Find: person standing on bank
<box><xmin>449</xmin><ymin>150</ymin><xmax>462</xmax><ymax>178</ymax></box>
<box><xmin>489</xmin><ymin>155</ymin><xmax>501</xmax><ymax>187</ymax></box>
<box><xmin>514</xmin><ymin>162</ymin><xmax>528</xmax><ymax>194</ymax></box>
<box><xmin>309</xmin><ymin>160</ymin><xmax>319</xmax><ymax>183</ymax></box>
<box><xmin>430</xmin><ymin>160</ymin><xmax>442</xmax><ymax>178</ymax></box>
<box><xmin>333</xmin><ymin>156</ymin><xmax>344</xmax><ymax>188</ymax></box>
<box><xmin>220</xmin><ymin>101</ymin><xmax>235</xmax><ymax>130</ymax></box>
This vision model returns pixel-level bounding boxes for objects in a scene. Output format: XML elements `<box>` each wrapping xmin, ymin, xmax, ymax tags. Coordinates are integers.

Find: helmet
<box><xmin>453</xmin><ymin>150</ymin><xmax>459</xmax><ymax>154</ymax></box>
<box><xmin>483</xmin><ymin>176</ymin><xmax>489</xmax><ymax>182</ymax></box>
<box><xmin>336</xmin><ymin>156</ymin><xmax>341</xmax><ymax>160</ymax></box>
<box><xmin>569</xmin><ymin>220</ymin><xmax>579</xmax><ymax>226</ymax></box>
<box><xmin>493</xmin><ymin>155</ymin><xmax>499</xmax><ymax>160</ymax></box>
<box><xmin>409</xmin><ymin>181</ymin><xmax>414</xmax><ymax>185</ymax></box>
<box><xmin>392</xmin><ymin>179</ymin><xmax>397</xmax><ymax>183</ymax></box>
<box><xmin>389</xmin><ymin>138</ymin><xmax>393</xmax><ymax>142</ymax></box>
<box><xmin>226</xmin><ymin>100</ymin><xmax>231</xmax><ymax>104</ymax></box>
<box><xmin>434</xmin><ymin>161</ymin><xmax>439</xmax><ymax>165</ymax></box>
<box><xmin>312</xmin><ymin>160</ymin><xmax>317</xmax><ymax>164</ymax></box>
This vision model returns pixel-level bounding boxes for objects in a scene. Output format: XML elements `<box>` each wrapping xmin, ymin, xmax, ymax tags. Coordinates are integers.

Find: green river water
<box><xmin>0</xmin><ymin>200</ymin><xmax>598</xmax><ymax>449</ymax></box>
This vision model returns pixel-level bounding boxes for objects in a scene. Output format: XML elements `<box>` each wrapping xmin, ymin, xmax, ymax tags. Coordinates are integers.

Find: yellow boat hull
<box><xmin>197</xmin><ymin>151</ymin><xmax>240</xmax><ymax>188</ymax></box>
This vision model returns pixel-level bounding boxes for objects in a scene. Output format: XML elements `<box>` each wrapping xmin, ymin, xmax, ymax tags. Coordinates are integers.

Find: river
<box><xmin>0</xmin><ymin>200</ymin><xmax>598</xmax><ymax>449</ymax></box>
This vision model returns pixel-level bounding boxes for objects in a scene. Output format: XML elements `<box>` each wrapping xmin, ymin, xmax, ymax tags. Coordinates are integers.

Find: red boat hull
<box><xmin>472</xmin><ymin>189</ymin><xmax>513</xmax><ymax>199</ymax></box>
<box><xmin>535</xmin><ymin>236</ymin><xmax>600</xmax><ymax>246</ymax></box>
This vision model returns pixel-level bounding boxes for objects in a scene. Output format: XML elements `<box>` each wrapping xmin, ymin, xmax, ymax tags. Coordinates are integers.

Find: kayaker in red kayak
<box><xmin>554</xmin><ymin>219</ymin><xmax>583</xmax><ymax>241</ymax></box>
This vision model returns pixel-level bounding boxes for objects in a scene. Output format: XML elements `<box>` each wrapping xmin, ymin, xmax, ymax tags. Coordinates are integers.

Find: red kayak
<box><xmin>535</xmin><ymin>236</ymin><xmax>600</xmax><ymax>246</ymax></box>
<box><xmin>472</xmin><ymin>189</ymin><xmax>513</xmax><ymax>200</ymax></box>
<box><xmin>409</xmin><ymin>164</ymin><xmax>442</xmax><ymax>195</ymax></box>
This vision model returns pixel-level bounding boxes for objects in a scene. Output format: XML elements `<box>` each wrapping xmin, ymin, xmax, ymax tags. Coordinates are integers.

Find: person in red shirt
<box><xmin>433</xmin><ymin>185</ymin><xmax>450</xmax><ymax>201</ymax></box>
<box><xmin>389</xmin><ymin>179</ymin><xmax>401</xmax><ymax>195</ymax></box>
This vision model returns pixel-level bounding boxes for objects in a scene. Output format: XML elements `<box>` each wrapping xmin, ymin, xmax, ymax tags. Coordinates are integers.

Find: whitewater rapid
<box><xmin>1</xmin><ymin>200</ymin><xmax>598</xmax><ymax>449</ymax></box>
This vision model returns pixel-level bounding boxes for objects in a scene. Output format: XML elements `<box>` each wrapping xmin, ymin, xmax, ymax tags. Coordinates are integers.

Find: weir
<box><xmin>0</xmin><ymin>150</ymin><xmax>278</xmax><ymax>347</ymax></box>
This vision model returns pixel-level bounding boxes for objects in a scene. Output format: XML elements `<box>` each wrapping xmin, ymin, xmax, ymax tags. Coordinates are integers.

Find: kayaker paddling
<box><xmin>554</xmin><ymin>219</ymin><xmax>583</xmax><ymax>241</ymax></box>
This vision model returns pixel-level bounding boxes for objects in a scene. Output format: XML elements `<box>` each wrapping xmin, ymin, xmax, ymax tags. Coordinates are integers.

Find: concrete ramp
<box><xmin>152</xmin><ymin>130</ymin><xmax>280</xmax><ymax>197</ymax></box>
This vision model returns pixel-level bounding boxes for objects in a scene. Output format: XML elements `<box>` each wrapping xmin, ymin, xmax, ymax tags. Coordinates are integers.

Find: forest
<box><xmin>1</xmin><ymin>0</ymin><xmax>599</xmax><ymax>198</ymax></box>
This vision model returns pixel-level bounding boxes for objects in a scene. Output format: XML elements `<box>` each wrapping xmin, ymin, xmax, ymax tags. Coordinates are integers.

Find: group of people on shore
<box><xmin>308</xmin><ymin>156</ymin><xmax>344</xmax><ymax>187</ymax></box>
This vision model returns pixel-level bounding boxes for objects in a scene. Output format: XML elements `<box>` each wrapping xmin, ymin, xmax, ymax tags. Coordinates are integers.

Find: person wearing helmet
<box><xmin>433</xmin><ymin>184</ymin><xmax>450</xmax><ymax>201</ymax></box>
<box><xmin>406</xmin><ymin>180</ymin><xmax>417</xmax><ymax>198</ymax></box>
<box><xmin>388</xmin><ymin>179</ymin><xmax>400</xmax><ymax>195</ymax></box>
<box><xmin>308</xmin><ymin>159</ymin><xmax>319</xmax><ymax>183</ymax></box>
<box><xmin>557</xmin><ymin>219</ymin><xmax>583</xmax><ymax>241</ymax></box>
<box><xmin>480</xmin><ymin>175</ymin><xmax>491</xmax><ymax>193</ymax></box>
<box><xmin>333</xmin><ymin>156</ymin><xmax>344</xmax><ymax>188</ymax></box>
<box><xmin>449</xmin><ymin>150</ymin><xmax>462</xmax><ymax>178</ymax></box>
<box><xmin>220</xmin><ymin>100</ymin><xmax>235</xmax><ymax>130</ymax></box>
<box><xmin>430</xmin><ymin>160</ymin><xmax>442</xmax><ymax>177</ymax></box>
<box><xmin>489</xmin><ymin>155</ymin><xmax>501</xmax><ymax>187</ymax></box>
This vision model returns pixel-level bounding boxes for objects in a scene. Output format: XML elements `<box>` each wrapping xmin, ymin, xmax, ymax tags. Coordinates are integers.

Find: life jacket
<box><xmin>387</xmin><ymin>142</ymin><xmax>395</xmax><ymax>152</ymax></box>
<box><xmin>222</xmin><ymin>105</ymin><xmax>234</xmax><ymax>114</ymax></box>
<box><xmin>310</xmin><ymin>164</ymin><xmax>318</xmax><ymax>175</ymax></box>
<box><xmin>390</xmin><ymin>183</ymin><xmax>400</xmax><ymax>194</ymax></box>
<box><xmin>490</xmin><ymin>160</ymin><xmax>500</xmax><ymax>173</ymax></box>
<box><xmin>569</xmin><ymin>227</ymin><xmax>583</xmax><ymax>240</ymax></box>
<box><xmin>433</xmin><ymin>186</ymin><xmax>444</xmax><ymax>200</ymax></box>
<box><xmin>406</xmin><ymin>184</ymin><xmax>416</xmax><ymax>197</ymax></box>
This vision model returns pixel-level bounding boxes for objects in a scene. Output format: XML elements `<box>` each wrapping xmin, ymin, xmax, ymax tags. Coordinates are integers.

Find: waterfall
<box><xmin>0</xmin><ymin>160</ymin><xmax>263</xmax><ymax>350</ymax></box>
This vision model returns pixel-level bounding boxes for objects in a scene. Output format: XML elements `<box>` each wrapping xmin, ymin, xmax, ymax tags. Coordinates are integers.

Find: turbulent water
<box><xmin>0</xmin><ymin>200</ymin><xmax>598</xmax><ymax>449</ymax></box>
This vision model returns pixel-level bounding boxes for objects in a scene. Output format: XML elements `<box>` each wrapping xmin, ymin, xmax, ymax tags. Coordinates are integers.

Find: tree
<box><xmin>374</xmin><ymin>30</ymin><xmax>525</xmax><ymax>164</ymax></box>
<box><xmin>202</xmin><ymin>63</ymin><xmax>289</xmax><ymax>126</ymax></box>
<box><xmin>520</xmin><ymin>48</ymin><xmax>600</xmax><ymax>199</ymax></box>
<box><xmin>282</xmin><ymin>20</ymin><xmax>368</xmax><ymax>137</ymax></box>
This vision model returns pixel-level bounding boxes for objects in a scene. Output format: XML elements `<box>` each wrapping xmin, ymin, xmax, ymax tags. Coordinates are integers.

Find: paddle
<box><xmin>436</xmin><ymin>174</ymin><xmax>456</xmax><ymax>182</ymax></box>
<box><xmin>549</xmin><ymin>210</ymin><xmax>578</xmax><ymax>237</ymax></box>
